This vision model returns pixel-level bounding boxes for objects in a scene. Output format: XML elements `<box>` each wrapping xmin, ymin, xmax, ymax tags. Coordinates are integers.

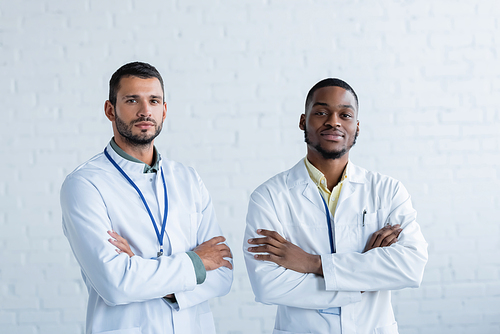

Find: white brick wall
<box><xmin>1</xmin><ymin>0</ymin><xmax>499</xmax><ymax>333</ymax></box>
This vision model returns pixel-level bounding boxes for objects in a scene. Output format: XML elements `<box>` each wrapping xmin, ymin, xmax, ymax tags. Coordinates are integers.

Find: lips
<box><xmin>134</xmin><ymin>122</ymin><xmax>154</xmax><ymax>130</ymax></box>
<box><xmin>133</xmin><ymin>118</ymin><xmax>156</xmax><ymax>129</ymax></box>
<box><xmin>320</xmin><ymin>130</ymin><xmax>344</xmax><ymax>141</ymax></box>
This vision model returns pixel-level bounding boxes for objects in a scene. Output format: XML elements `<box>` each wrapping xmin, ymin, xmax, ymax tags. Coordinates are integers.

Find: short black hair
<box><xmin>305</xmin><ymin>78</ymin><xmax>359</xmax><ymax>112</ymax></box>
<box><xmin>108</xmin><ymin>62</ymin><xmax>164</xmax><ymax>106</ymax></box>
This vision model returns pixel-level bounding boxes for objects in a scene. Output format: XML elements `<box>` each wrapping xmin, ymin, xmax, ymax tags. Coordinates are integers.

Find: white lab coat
<box><xmin>244</xmin><ymin>160</ymin><xmax>427</xmax><ymax>334</ymax></box>
<box><xmin>61</xmin><ymin>143</ymin><xmax>232</xmax><ymax>334</ymax></box>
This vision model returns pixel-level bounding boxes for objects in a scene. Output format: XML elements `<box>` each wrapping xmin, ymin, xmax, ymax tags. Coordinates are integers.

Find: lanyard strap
<box><xmin>104</xmin><ymin>148</ymin><xmax>168</xmax><ymax>255</ymax></box>
<box><xmin>320</xmin><ymin>195</ymin><xmax>336</xmax><ymax>253</ymax></box>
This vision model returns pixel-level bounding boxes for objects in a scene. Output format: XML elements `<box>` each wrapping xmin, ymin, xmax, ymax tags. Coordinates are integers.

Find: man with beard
<box><xmin>61</xmin><ymin>62</ymin><xmax>233</xmax><ymax>334</ymax></box>
<box><xmin>244</xmin><ymin>78</ymin><xmax>427</xmax><ymax>334</ymax></box>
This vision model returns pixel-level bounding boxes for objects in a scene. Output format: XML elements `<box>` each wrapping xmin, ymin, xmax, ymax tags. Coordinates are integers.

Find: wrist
<box><xmin>310</xmin><ymin>254</ymin><xmax>323</xmax><ymax>276</ymax></box>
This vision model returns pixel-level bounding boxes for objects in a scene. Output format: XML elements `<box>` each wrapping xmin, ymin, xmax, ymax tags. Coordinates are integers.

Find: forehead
<box><xmin>117</xmin><ymin>76</ymin><xmax>163</xmax><ymax>97</ymax></box>
<box><xmin>310</xmin><ymin>86</ymin><xmax>357</xmax><ymax>111</ymax></box>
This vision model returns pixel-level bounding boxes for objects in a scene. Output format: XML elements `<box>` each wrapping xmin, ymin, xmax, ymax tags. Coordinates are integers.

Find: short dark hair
<box><xmin>305</xmin><ymin>78</ymin><xmax>359</xmax><ymax>112</ymax></box>
<box><xmin>108</xmin><ymin>62</ymin><xmax>164</xmax><ymax>106</ymax></box>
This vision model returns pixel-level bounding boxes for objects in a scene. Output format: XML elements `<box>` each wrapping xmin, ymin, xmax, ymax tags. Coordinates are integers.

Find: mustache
<box><xmin>132</xmin><ymin>117</ymin><xmax>157</xmax><ymax>125</ymax></box>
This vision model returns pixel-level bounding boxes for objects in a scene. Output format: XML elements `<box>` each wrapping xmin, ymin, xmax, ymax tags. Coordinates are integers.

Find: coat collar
<box><xmin>104</xmin><ymin>142</ymin><xmax>163</xmax><ymax>176</ymax></box>
<box><xmin>286</xmin><ymin>158</ymin><xmax>367</xmax><ymax>211</ymax></box>
<box><xmin>286</xmin><ymin>158</ymin><xmax>366</xmax><ymax>188</ymax></box>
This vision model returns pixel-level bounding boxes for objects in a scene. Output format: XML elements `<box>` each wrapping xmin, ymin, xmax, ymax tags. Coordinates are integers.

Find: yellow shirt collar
<box><xmin>304</xmin><ymin>158</ymin><xmax>348</xmax><ymax>192</ymax></box>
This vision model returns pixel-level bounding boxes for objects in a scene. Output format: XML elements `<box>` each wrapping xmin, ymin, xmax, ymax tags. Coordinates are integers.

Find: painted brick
<box><xmin>2</xmin><ymin>1</ymin><xmax>500</xmax><ymax>333</ymax></box>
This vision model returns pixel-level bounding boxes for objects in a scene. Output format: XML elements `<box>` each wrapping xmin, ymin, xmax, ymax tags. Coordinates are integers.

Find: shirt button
<box><xmin>150</xmin><ymin>178</ymin><xmax>153</xmax><ymax>182</ymax></box>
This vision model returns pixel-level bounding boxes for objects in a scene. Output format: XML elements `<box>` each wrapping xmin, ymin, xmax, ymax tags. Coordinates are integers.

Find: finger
<box><xmin>372</xmin><ymin>226</ymin><xmax>400</xmax><ymax>247</ymax></box>
<box><xmin>108</xmin><ymin>230</ymin><xmax>121</xmax><ymax>239</ymax></box>
<box><xmin>364</xmin><ymin>233</ymin><xmax>377</xmax><ymax>250</ymax></box>
<box><xmin>248</xmin><ymin>245</ymin><xmax>270</xmax><ymax>253</ymax></box>
<box><xmin>257</xmin><ymin>229</ymin><xmax>287</xmax><ymax>243</ymax></box>
<box><xmin>382</xmin><ymin>227</ymin><xmax>402</xmax><ymax>246</ymax></box>
<box><xmin>219</xmin><ymin>246</ymin><xmax>233</xmax><ymax>258</ymax></box>
<box><xmin>367</xmin><ymin>231</ymin><xmax>385</xmax><ymax>249</ymax></box>
<box><xmin>253</xmin><ymin>253</ymin><xmax>281</xmax><ymax>265</ymax></box>
<box><xmin>380</xmin><ymin>234</ymin><xmax>398</xmax><ymax>247</ymax></box>
<box><xmin>215</xmin><ymin>245</ymin><xmax>233</xmax><ymax>257</ymax></box>
<box><xmin>378</xmin><ymin>227</ymin><xmax>402</xmax><ymax>246</ymax></box>
<box><xmin>115</xmin><ymin>249</ymin><xmax>130</xmax><ymax>256</ymax></box>
<box><xmin>216</xmin><ymin>243</ymin><xmax>231</xmax><ymax>251</ymax></box>
<box><xmin>108</xmin><ymin>238</ymin><xmax>125</xmax><ymax>249</ymax></box>
<box><xmin>108</xmin><ymin>230</ymin><xmax>129</xmax><ymax>245</ymax></box>
<box><xmin>222</xmin><ymin>260</ymin><xmax>233</xmax><ymax>270</ymax></box>
<box><xmin>108</xmin><ymin>238</ymin><xmax>120</xmax><ymax>247</ymax></box>
<box><xmin>248</xmin><ymin>236</ymin><xmax>269</xmax><ymax>244</ymax></box>
<box><xmin>219</xmin><ymin>248</ymin><xmax>233</xmax><ymax>258</ymax></box>
<box><xmin>247</xmin><ymin>244</ymin><xmax>282</xmax><ymax>255</ymax></box>
<box><xmin>248</xmin><ymin>236</ymin><xmax>285</xmax><ymax>249</ymax></box>
<box><xmin>206</xmin><ymin>236</ymin><xmax>226</xmax><ymax>246</ymax></box>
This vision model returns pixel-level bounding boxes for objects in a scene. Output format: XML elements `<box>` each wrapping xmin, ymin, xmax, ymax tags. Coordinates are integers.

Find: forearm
<box><xmin>62</xmin><ymin>205</ymin><xmax>198</xmax><ymax>305</ymax></box>
<box><xmin>76</xmin><ymin>246</ymin><xmax>198</xmax><ymax>306</ymax></box>
<box><xmin>173</xmin><ymin>265</ymin><xmax>233</xmax><ymax>310</ymax></box>
<box><xmin>244</xmin><ymin>251</ymin><xmax>360</xmax><ymax>309</ymax></box>
<box><xmin>322</xmin><ymin>242</ymin><xmax>428</xmax><ymax>292</ymax></box>
<box><xmin>322</xmin><ymin>181</ymin><xmax>428</xmax><ymax>292</ymax></box>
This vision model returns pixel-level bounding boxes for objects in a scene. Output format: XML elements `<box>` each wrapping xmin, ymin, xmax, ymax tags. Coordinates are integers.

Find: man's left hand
<box><xmin>108</xmin><ymin>230</ymin><xmax>135</xmax><ymax>257</ymax></box>
<box><xmin>247</xmin><ymin>229</ymin><xmax>323</xmax><ymax>276</ymax></box>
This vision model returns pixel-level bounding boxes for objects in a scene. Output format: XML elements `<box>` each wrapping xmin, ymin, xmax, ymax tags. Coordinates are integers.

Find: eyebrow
<box><xmin>121</xmin><ymin>94</ymin><xmax>163</xmax><ymax>100</ymax></box>
<box><xmin>122</xmin><ymin>95</ymin><xmax>139</xmax><ymax>100</ymax></box>
<box><xmin>312</xmin><ymin>102</ymin><xmax>355</xmax><ymax>110</ymax></box>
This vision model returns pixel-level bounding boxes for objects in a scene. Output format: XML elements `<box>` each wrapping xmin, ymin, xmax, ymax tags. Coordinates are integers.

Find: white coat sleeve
<box><xmin>321</xmin><ymin>182</ymin><xmax>428</xmax><ymax>292</ymax></box>
<box><xmin>61</xmin><ymin>174</ymin><xmax>198</xmax><ymax>307</ymax></box>
<box><xmin>244</xmin><ymin>190</ymin><xmax>361</xmax><ymax>310</ymax></box>
<box><xmin>173</xmin><ymin>174</ymin><xmax>233</xmax><ymax>310</ymax></box>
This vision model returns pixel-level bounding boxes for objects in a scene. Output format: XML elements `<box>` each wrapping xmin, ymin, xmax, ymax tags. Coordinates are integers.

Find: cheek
<box><xmin>307</xmin><ymin>118</ymin><xmax>323</xmax><ymax>130</ymax></box>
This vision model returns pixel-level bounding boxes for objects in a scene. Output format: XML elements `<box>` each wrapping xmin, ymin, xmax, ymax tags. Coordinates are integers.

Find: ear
<box><xmin>162</xmin><ymin>102</ymin><xmax>167</xmax><ymax>122</ymax></box>
<box><xmin>104</xmin><ymin>100</ymin><xmax>115</xmax><ymax>121</ymax></box>
<box><xmin>356</xmin><ymin>119</ymin><xmax>360</xmax><ymax>134</ymax></box>
<box><xmin>299</xmin><ymin>113</ymin><xmax>306</xmax><ymax>131</ymax></box>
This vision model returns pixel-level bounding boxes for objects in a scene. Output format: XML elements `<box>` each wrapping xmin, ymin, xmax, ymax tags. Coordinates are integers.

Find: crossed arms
<box><xmin>247</xmin><ymin>225</ymin><xmax>402</xmax><ymax>277</ymax></box>
<box><xmin>243</xmin><ymin>183</ymin><xmax>428</xmax><ymax>309</ymax></box>
<box><xmin>61</xmin><ymin>173</ymin><xmax>233</xmax><ymax>309</ymax></box>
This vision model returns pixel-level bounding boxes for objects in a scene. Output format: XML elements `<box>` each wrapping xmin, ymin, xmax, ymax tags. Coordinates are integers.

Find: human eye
<box><xmin>151</xmin><ymin>99</ymin><xmax>160</xmax><ymax>104</ymax></box>
<box><xmin>314</xmin><ymin>110</ymin><xmax>327</xmax><ymax>116</ymax></box>
<box><xmin>126</xmin><ymin>99</ymin><xmax>137</xmax><ymax>104</ymax></box>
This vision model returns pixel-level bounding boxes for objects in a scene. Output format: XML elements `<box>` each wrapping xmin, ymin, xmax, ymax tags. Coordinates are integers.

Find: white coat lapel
<box><xmin>335</xmin><ymin>162</ymin><xmax>366</xmax><ymax>217</ymax></box>
<box><xmin>287</xmin><ymin>160</ymin><xmax>325</xmax><ymax>213</ymax></box>
<box><xmin>336</xmin><ymin>181</ymin><xmax>355</xmax><ymax>210</ymax></box>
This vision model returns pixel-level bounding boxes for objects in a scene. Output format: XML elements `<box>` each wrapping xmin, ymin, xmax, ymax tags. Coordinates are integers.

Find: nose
<box><xmin>325</xmin><ymin>113</ymin><xmax>341</xmax><ymax>127</ymax></box>
<box><xmin>137</xmin><ymin>100</ymin><xmax>152</xmax><ymax>117</ymax></box>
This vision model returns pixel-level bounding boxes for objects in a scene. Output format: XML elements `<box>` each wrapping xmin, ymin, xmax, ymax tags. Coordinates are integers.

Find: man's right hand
<box><xmin>363</xmin><ymin>224</ymin><xmax>402</xmax><ymax>253</ymax></box>
<box><xmin>193</xmin><ymin>236</ymin><xmax>233</xmax><ymax>271</ymax></box>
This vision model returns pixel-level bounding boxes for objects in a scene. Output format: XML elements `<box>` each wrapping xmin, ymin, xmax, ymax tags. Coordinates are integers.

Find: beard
<box><xmin>115</xmin><ymin>113</ymin><xmax>163</xmax><ymax>147</ymax></box>
<box><xmin>304</xmin><ymin>126</ymin><xmax>358</xmax><ymax>160</ymax></box>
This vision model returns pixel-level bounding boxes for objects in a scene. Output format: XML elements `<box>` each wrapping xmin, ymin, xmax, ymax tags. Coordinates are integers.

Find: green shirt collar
<box><xmin>110</xmin><ymin>138</ymin><xmax>160</xmax><ymax>173</ymax></box>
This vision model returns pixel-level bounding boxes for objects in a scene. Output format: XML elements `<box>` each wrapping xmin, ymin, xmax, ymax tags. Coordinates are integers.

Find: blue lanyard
<box><xmin>104</xmin><ymin>148</ymin><xmax>168</xmax><ymax>257</ymax></box>
<box><xmin>320</xmin><ymin>195</ymin><xmax>336</xmax><ymax>253</ymax></box>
